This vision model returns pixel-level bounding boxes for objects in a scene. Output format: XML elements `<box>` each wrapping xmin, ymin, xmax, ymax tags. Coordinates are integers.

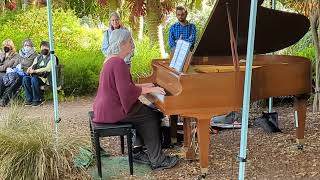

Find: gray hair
<box><xmin>106</xmin><ymin>29</ymin><xmax>132</xmax><ymax>57</ymax></box>
<box><xmin>109</xmin><ymin>12</ymin><xmax>120</xmax><ymax>20</ymax></box>
<box><xmin>23</xmin><ymin>38</ymin><xmax>34</xmax><ymax>47</ymax></box>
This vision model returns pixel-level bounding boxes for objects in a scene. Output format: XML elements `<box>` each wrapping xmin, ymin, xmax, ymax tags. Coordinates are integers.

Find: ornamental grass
<box><xmin>0</xmin><ymin>104</ymin><xmax>90</xmax><ymax>180</ymax></box>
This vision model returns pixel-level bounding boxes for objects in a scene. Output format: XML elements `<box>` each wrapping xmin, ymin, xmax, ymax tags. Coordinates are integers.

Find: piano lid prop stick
<box><xmin>226</xmin><ymin>2</ymin><xmax>240</xmax><ymax>72</ymax></box>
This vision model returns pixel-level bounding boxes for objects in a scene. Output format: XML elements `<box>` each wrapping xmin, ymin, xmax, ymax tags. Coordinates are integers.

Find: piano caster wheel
<box><xmin>198</xmin><ymin>173</ymin><xmax>207</xmax><ymax>179</ymax></box>
<box><xmin>297</xmin><ymin>144</ymin><xmax>303</xmax><ymax>150</ymax></box>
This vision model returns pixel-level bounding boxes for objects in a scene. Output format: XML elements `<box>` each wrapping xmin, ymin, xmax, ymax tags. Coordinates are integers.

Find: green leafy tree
<box><xmin>280</xmin><ymin>0</ymin><xmax>320</xmax><ymax>112</ymax></box>
<box><xmin>278</xmin><ymin>0</ymin><xmax>318</xmax><ymax>16</ymax></box>
<box><xmin>184</xmin><ymin>0</ymin><xmax>202</xmax><ymax>10</ymax></box>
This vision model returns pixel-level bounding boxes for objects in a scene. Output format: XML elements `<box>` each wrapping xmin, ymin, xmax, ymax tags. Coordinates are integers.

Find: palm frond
<box><xmin>126</xmin><ymin>0</ymin><xmax>146</xmax><ymax>17</ymax></box>
<box><xmin>281</xmin><ymin>0</ymin><xmax>319</xmax><ymax>16</ymax></box>
<box><xmin>97</xmin><ymin>0</ymin><xmax>108</xmax><ymax>7</ymax></box>
<box><xmin>161</xmin><ymin>0</ymin><xmax>177</xmax><ymax>16</ymax></box>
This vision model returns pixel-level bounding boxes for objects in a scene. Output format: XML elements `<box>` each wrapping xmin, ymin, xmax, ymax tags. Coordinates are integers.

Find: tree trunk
<box><xmin>0</xmin><ymin>0</ymin><xmax>5</xmax><ymax>13</ymax></box>
<box><xmin>138</xmin><ymin>16</ymin><xmax>144</xmax><ymax>41</ymax></box>
<box><xmin>158</xmin><ymin>24</ymin><xmax>168</xmax><ymax>58</ymax></box>
<box><xmin>146</xmin><ymin>0</ymin><xmax>162</xmax><ymax>47</ymax></box>
<box><xmin>16</xmin><ymin>0</ymin><xmax>22</xmax><ymax>10</ymax></box>
<box><xmin>22</xmin><ymin>0</ymin><xmax>37</xmax><ymax>9</ymax></box>
<box><xmin>311</xmin><ymin>9</ymin><xmax>320</xmax><ymax>112</ymax></box>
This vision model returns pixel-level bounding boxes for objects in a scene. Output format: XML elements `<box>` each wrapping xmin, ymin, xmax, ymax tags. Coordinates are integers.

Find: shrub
<box><xmin>283</xmin><ymin>31</ymin><xmax>315</xmax><ymax>60</ymax></box>
<box><xmin>131</xmin><ymin>37</ymin><xmax>161</xmax><ymax>79</ymax></box>
<box><xmin>59</xmin><ymin>49</ymin><xmax>103</xmax><ymax>96</ymax></box>
<box><xmin>0</xmin><ymin>104</ymin><xmax>90</xmax><ymax>179</ymax></box>
<box><xmin>0</xmin><ymin>10</ymin><xmax>20</xmax><ymax>25</ymax></box>
<box><xmin>0</xmin><ymin>6</ymin><xmax>214</xmax><ymax>96</ymax></box>
<box><xmin>282</xmin><ymin>31</ymin><xmax>316</xmax><ymax>78</ymax></box>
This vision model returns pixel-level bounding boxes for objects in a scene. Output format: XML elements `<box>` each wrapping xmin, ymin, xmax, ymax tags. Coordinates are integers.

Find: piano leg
<box><xmin>196</xmin><ymin>118</ymin><xmax>210</xmax><ymax>175</ymax></box>
<box><xmin>170</xmin><ymin>115</ymin><xmax>178</xmax><ymax>144</ymax></box>
<box><xmin>294</xmin><ymin>96</ymin><xmax>307</xmax><ymax>150</ymax></box>
<box><xmin>183</xmin><ymin>118</ymin><xmax>196</xmax><ymax>160</ymax></box>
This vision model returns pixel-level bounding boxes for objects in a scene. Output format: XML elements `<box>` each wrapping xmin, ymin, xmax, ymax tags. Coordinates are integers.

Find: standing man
<box><xmin>167</xmin><ymin>6</ymin><xmax>197</xmax><ymax>146</ymax></box>
<box><xmin>169</xmin><ymin>6</ymin><xmax>197</xmax><ymax>51</ymax></box>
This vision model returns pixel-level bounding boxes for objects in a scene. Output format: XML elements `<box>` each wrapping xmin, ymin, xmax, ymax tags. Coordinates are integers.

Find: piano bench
<box><xmin>88</xmin><ymin>111</ymin><xmax>133</xmax><ymax>178</ymax></box>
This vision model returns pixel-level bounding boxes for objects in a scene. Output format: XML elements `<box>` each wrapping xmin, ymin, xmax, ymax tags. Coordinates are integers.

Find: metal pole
<box><xmin>271</xmin><ymin>0</ymin><xmax>276</xmax><ymax>9</ymax></box>
<box><xmin>268</xmin><ymin>0</ymin><xmax>276</xmax><ymax>113</ymax></box>
<box><xmin>46</xmin><ymin>0</ymin><xmax>60</xmax><ymax>135</ymax></box>
<box><xmin>238</xmin><ymin>0</ymin><xmax>258</xmax><ymax>180</ymax></box>
<box><xmin>268</xmin><ymin>97</ymin><xmax>273</xmax><ymax>112</ymax></box>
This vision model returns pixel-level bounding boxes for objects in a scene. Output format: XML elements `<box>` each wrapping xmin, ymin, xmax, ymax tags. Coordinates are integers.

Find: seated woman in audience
<box><xmin>0</xmin><ymin>39</ymin><xmax>38</xmax><ymax>106</ymax></box>
<box><xmin>15</xmin><ymin>39</ymin><xmax>38</xmax><ymax>72</ymax></box>
<box><xmin>23</xmin><ymin>41</ymin><xmax>54</xmax><ymax>107</ymax></box>
<box><xmin>0</xmin><ymin>39</ymin><xmax>19</xmax><ymax>76</ymax></box>
<box><xmin>101</xmin><ymin>12</ymin><xmax>135</xmax><ymax>66</ymax></box>
<box><xmin>93</xmin><ymin>29</ymin><xmax>178</xmax><ymax>171</ymax></box>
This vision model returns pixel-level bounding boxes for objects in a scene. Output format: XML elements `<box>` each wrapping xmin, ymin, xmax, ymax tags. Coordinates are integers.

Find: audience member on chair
<box><xmin>93</xmin><ymin>29</ymin><xmax>178</xmax><ymax>171</ymax></box>
<box><xmin>23</xmin><ymin>41</ymin><xmax>54</xmax><ymax>107</ymax></box>
<box><xmin>0</xmin><ymin>39</ymin><xmax>19</xmax><ymax>76</ymax></box>
<box><xmin>0</xmin><ymin>39</ymin><xmax>38</xmax><ymax>106</ymax></box>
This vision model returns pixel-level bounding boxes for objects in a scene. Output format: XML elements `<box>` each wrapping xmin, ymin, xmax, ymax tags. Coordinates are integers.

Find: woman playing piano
<box><xmin>93</xmin><ymin>29</ymin><xmax>178</xmax><ymax>170</ymax></box>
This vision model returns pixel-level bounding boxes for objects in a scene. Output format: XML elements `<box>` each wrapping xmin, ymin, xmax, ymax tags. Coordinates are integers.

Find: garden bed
<box><xmin>1</xmin><ymin>97</ymin><xmax>319</xmax><ymax>179</ymax></box>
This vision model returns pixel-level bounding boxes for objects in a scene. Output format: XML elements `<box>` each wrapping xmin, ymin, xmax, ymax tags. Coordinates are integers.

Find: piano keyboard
<box><xmin>139</xmin><ymin>92</ymin><xmax>164</xmax><ymax>107</ymax></box>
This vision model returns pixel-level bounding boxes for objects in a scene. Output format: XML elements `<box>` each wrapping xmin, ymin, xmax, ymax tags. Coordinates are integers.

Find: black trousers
<box><xmin>0</xmin><ymin>78</ymin><xmax>5</xmax><ymax>97</ymax></box>
<box><xmin>0</xmin><ymin>76</ymin><xmax>22</xmax><ymax>106</ymax></box>
<box><xmin>122</xmin><ymin>101</ymin><xmax>165</xmax><ymax>165</ymax></box>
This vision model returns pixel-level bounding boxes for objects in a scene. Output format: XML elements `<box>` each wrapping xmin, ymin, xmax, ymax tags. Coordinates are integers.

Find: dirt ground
<box><xmin>1</xmin><ymin>97</ymin><xmax>320</xmax><ymax>180</ymax></box>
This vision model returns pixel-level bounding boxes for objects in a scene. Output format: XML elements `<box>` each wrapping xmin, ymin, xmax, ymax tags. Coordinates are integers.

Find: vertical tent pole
<box><xmin>271</xmin><ymin>0</ymin><xmax>276</xmax><ymax>9</ymax></box>
<box><xmin>46</xmin><ymin>0</ymin><xmax>60</xmax><ymax>135</ymax></box>
<box><xmin>269</xmin><ymin>0</ymin><xmax>276</xmax><ymax>113</ymax></box>
<box><xmin>238</xmin><ymin>0</ymin><xmax>258</xmax><ymax>179</ymax></box>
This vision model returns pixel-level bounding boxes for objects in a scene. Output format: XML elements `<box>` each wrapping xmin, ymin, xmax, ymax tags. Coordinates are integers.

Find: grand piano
<box><xmin>138</xmin><ymin>0</ymin><xmax>311</xmax><ymax>175</ymax></box>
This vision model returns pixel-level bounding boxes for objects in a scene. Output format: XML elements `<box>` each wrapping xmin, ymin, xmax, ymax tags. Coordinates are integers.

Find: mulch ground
<box><xmin>1</xmin><ymin>97</ymin><xmax>320</xmax><ymax>180</ymax></box>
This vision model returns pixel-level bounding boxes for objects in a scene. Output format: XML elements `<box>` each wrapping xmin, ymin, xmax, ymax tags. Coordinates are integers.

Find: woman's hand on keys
<box><xmin>151</xmin><ymin>87</ymin><xmax>166</xmax><ymax>95</ymax></box>
<box><xmin>143</xmin><ymin>83</ymin><xmax>155</xmax><ymax>87</ymax></box>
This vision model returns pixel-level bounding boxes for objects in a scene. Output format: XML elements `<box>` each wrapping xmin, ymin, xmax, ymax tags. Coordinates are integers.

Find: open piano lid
<box><xmin>193</xmin><ymin>0</ymin><xmax>310</xmax><ymax>57</ymax></box>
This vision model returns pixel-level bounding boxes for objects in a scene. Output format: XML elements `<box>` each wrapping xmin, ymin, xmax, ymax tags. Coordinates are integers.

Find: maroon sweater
<box><xmin>93</xmin><ymin>57</ymin><xmax>142</xmax><ymax>123</ymax></box>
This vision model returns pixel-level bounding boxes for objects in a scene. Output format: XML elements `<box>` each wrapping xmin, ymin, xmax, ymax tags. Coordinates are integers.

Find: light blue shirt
<box><xmin>101</xmin><ymin>27</ymin><xmax>135</xmax><ymax>65</ymax></box>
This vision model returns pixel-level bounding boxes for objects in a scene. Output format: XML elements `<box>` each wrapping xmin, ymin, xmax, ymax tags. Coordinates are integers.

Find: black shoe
<box><xmin>151</xmin><ymin>155</ymin><xmax>178</xmax><ymax>171</ymax></box>
<box><xmin>24</xmin><ymin>101</ymin><xmax>32</xmax><ymax>106</ymax></box>
<box><xmin>133</xmin><ymin>146</ymin><xmax>144</xmax><ymax>154</ymax></box>
<box><xmin>133</xmin><ymin>151</ymin><xmax>150</xmax><ymax>165</ymax></box>
<box><xmin>32</xmin><ymin>101</ymin><xmax>43</xmax><ymax>107</ymax></box>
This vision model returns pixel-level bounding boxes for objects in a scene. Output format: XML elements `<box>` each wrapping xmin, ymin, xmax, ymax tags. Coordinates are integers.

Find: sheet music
<box><xmin>139</xmin><ymin>95</ymin><xmax>153</xmax><ymax>106</ymax></box>
<box><xmin>169</xmin><ymin>40</ymin><xmax>191</xmax><ymax>72</ymax></box>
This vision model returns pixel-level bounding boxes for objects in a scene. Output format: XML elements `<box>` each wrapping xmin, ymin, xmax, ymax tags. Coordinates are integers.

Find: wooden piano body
<box><xmin>144</xmin><ymin>55</ymin><xmax>311</xmax><ymax>117</ymax></box>
<box><xmin>139</xmin><ymin>0</ymin><xmax>311</xmax><ymax>175</ymax></box>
